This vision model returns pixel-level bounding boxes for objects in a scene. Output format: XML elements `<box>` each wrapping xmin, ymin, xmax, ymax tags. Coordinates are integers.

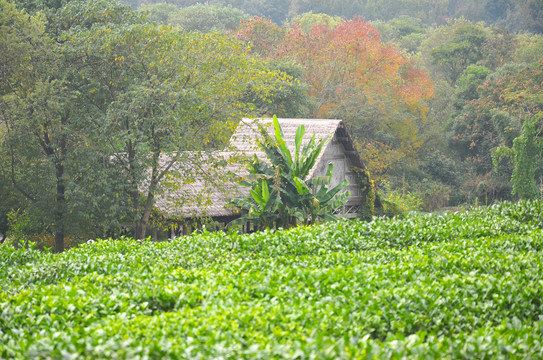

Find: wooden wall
<box><xmin>312</xmin><ymin>134</ymin><xmax>364</xmax><ymax>217</ymax></box>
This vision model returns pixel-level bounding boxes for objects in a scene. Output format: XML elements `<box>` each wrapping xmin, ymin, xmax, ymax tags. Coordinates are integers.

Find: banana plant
<box><xmin>230</xmin><ymin>115</ymin><xmax>350</xmax><ymax>229</ymax></box>
<box><xmin>294</xmin><ymin>162</ymin><xmax>351</xmax><ymax>225</ymax></box>
<box><xmin>229</xmin><ymin>174</ymin><xmax>282</xmax><ymax>230</ymax></box>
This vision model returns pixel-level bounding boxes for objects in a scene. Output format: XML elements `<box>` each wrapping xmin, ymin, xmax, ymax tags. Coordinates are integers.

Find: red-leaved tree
<box><xmin>234</xmin><ymin>18</ymin><xmax>434</xmax><ymax>181</ymax></box>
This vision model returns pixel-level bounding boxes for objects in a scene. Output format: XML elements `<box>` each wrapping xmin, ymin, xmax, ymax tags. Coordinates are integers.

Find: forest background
<box><xmin>1</xmin><ymin>0</ymin><xmax>543</xmax><ymax>251</ymax></box>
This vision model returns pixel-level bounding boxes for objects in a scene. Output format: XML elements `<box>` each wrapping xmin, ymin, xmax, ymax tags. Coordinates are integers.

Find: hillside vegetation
<box><xmin>2</xmin><ymin>201</ymin><xmax>543</xmax><ymax>359</ymax></box>
<box><xmin>3</xmin><ymin>0</ymin><xmax>543</xmax><ymax>249</ymax></box>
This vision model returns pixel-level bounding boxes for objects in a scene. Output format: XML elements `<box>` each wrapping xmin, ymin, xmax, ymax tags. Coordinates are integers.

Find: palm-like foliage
<box><xmin>230</xmin><ymin>116</ymin><xmax>350</xmax><ymax>230</ymax></box>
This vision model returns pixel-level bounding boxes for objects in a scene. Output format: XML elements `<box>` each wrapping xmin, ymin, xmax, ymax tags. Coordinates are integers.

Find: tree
<box><xmin>169</xmin><ymin>4</ymin><xmax>249</xmax><ymax>32</ymax></box>
<box><xmin>0</xmin><ymin>1</ymin><xmax>46</xmax><ymax>96</ymax></box>
<box><xmin>508</xmin><ymin>116</ymin><xmax>541</xmax><ymax>199</ymax></box>
<box><xmin>506</xmin><ymin>0</ymin><xmax>543</xmax><ymax>34</ymax></box>
<box><xmin>430</xmin><ymin>22</ymin><xmax>487</xmax><ymax>83</ymax></box>
<box><xmin>448</xmin><ymin>59</ymin><xmax>543</xmax><ymax>201</ymax></box>
<box><xmin>278</xmin><ymin>19</ymin><xmax>434</xmax><ymax>181</ymax></box>
<box><xmin>514</xmin><ymin>33</ymin><xmax>543</xmax><ymax>64</ymax></box>
<box><xmin>288</xmin><ymin>11</ymin><xmax>342</xmax><ymax>33</ymax></box>
<box><xmin>234</xmin><ymin>16</ymin><xmax>286</xmax><ymax>57</ymax></box>
<box><xmin>230</xmin><ymin>116</ymin><xmax>349</xmax><ymax>229</ymax></box>
<box><xmin>0</xmin><ymin>0</ymin><xmax>71</xmax><ymax>250</ymax></box>
<box><xmin>372</xmin><ymin>16</ymin><xmax>428</xmax><ymax>54</ymax></box>
<box><xmin>476</xmin><ymin>62</ymin><xmax>543</xmax><ymax>129</ymax></box>
<box><xmin>234</xmin><ymin>17</ymin><xmax>434</xmax><ymax>182</ymax></box>
<box><xmin>2</xmin><ymin>0</ymin><xmax>293</xmax><ymax>249</ymax></box>
<box><xmin>479</xmin><ymin>26</ymin><xmax>517</xmax><ymax>70</ymax></box>
<box><xmin>365</xmin><ymin>0</ymin><xmax>449</xmax><ymax>23</ymax></box>
<box><xmin>451</xmin><ymin>65</ymin><xmax>491</xmax><ymax>114</ymax></box>
<box><xmin>225</xmin><ymin>0</ymin><xmax>291</xmax><ymax>24</ymax></box>
<box><xmin>65</xmin><ymin>19</ymin><xmax>293</xmax><ymax>239</ymax></box>
<box><xmin>1</xmin><ymin>0</ymin><xmax>142</xmax><ymax>252</ymax></box>
<box><xmin>138</xmin><ymin>3</ymin><xmax>178</xmax><ymax>24</ymax></box>
<box><xmin>493</xmin><ymin>116</ymin><xmax>543</xmax><ymax>199</ymax></box>
<box><xmin>240</xmin><ymin>59</ymin><xmax>313</xmax><ymax>118</ymax></box>
<box><xmin>484</xmin><ymin>61</ymin><xmax>543</xmax><ymax>199</ymax></box>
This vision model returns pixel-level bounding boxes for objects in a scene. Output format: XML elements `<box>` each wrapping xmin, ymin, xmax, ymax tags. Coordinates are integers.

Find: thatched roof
<box><xmin>153</xmin><ymin>151</ymin><xmax>244</xmax><ymax>220</ymax></box>
<box><xmin>154</xmin><ymin>118</ymin><xmax>365</xmax><ymax>220</ymax></box>
<box><xmin>231</xmin><ymin>118</ymin><xmax>340</xmax><ymax>177</ymax></box>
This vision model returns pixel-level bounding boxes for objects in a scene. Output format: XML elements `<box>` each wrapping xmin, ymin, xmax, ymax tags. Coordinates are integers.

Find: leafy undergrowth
<box><xmin>1</xmin><ymin>201</ymin><xmax>543</xmax><ymax>359</ymax></box>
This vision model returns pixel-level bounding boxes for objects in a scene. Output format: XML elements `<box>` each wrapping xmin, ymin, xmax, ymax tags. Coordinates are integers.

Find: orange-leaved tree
<box><xmin>233</xmin><ymin>16</ymin><xmax>286</xmax><ymax>58</ymax></box>
<box><xmin>235</xmin><ymin>18</ymin><xmax>434</xmax><ymax>182</ymax></box>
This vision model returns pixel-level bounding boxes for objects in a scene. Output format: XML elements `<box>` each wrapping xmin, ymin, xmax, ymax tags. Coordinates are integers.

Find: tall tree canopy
<box><xmin>68</xmin><ymin>22</ymin><xmax>289</xmax><ymax>239</ymax></box>
<box><xmin>235</xmin><ymin>17</ymin><xmax>434</xmax><ymax>181</ymax></box>
<box><xmin>119</xmin><ymin>0</ymin><xmax>543</xmax><ymax>34</ymax></box>
<box><xmin>1</xmin><ymin>0</ymin><xmax>295</xmax><ymax>250</ymax></box>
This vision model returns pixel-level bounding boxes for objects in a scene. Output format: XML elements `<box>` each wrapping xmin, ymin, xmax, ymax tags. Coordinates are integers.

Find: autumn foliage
<box><xmin>234</xmin><ymin>16</ymin><xmax>285</xmax><ymax>57</ymax></box>
<box><xmin>234</xmin><ymin>17</ymin><xmax>434</xmax><ymax>180</ymax></box>
<box><xmin>281</xmin><ymin>19</ymin><xmax>433</xmax><ymax>116</ymax></box>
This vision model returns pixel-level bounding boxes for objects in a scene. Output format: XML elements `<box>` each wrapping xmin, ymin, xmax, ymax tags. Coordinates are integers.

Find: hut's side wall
<box><xmin>313</xmin><ymin>134</ymin><xmax>364</xmax><ymax>214</ymax></box>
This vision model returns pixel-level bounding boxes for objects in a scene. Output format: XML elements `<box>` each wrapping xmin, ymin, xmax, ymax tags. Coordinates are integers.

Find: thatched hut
<box><xmin>154</xmin><ymin>118</ymin><xmax>373</xmax><ymax>237</ymax></box>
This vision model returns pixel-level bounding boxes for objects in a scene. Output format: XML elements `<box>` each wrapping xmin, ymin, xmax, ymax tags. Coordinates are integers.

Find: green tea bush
<box><xmin>1</xmin><ymin>201</ymin><xmax>542</xmax><ymax>359</ymax></box>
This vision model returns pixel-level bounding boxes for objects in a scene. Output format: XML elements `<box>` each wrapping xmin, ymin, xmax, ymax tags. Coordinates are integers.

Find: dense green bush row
<box><xmin>1</xmin><ymin>201</ymin><xmax>543</xmax><ymax>359</ymax></box>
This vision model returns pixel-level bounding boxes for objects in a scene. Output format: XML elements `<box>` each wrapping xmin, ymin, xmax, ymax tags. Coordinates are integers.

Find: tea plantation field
<box><xmin>2</xmin><ymin>201</ymin><xmax>543</xmax><ymax>359</ymax></box>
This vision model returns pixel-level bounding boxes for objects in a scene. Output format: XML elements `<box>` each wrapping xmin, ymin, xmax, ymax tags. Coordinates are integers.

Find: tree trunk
<box><xmin>54</xmin><ymin>162</ymin><xmax>65</xmax><ymax>253</ymax></box>
<box><xmin>135</xmin><ymin>192</ymin><xmax>155</xmax><ymax>239</ymax></box>
<box><xmin>135</xmin><ymin>220</ymin><xmax>146</xmax><ymax>240</ymax></box>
